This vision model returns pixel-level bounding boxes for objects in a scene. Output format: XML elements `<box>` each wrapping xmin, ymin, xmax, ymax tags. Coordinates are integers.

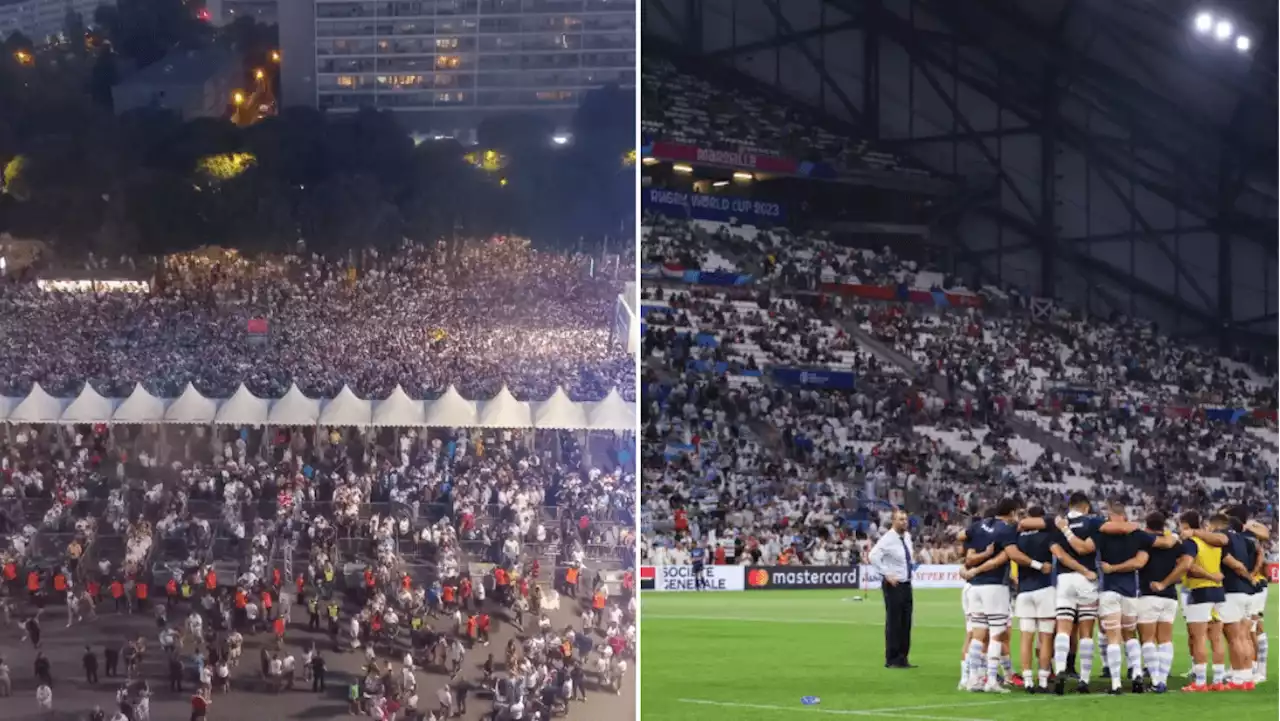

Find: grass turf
<box><xmin>640</xmin><ymin>588</ymin><xmax>1279</xmax><ymax>721</ymax></box>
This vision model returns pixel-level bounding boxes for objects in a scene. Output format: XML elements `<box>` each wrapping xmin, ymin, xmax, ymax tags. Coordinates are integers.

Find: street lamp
<box><xmin>13</xmin><ymin>50</ymin><xmax>32</xmax><ymax>65</ymax></box>
<box><xmin>254</xmin><ymin>69</ymin><xmax>265</xmax><ymax>81</ymax></box>
<box><xmin>270</xmin><ymin>50</ymin><xmax>280</xmax><ymax>63</ymax></box>
<box><xmin>232</xmin><ymin>91</ymin><xmax>245</xmax><ymax>106</ymax></box>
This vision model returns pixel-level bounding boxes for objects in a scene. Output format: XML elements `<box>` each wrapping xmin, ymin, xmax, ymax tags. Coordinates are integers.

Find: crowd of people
<box><xmin>0</xmin><ymin>238</ymin><xmax>634</xmax><ymax>402</ymax></box>
<box><xmin>0</xmin><ymin>234</ymin><xmax>638</xmax><ymax>720</ymax></box>
<box><xmin>640</xmin><ymin>206</ymin><xmax>1277</xmax><ymax>572</ymax></box>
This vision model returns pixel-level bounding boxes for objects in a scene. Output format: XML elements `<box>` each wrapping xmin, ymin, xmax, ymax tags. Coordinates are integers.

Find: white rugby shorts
<box><xmin>1014</xmin><ymin>586</ymin><xmax>1055</xmax><ymax>619</ymax></box>
<box><xmin>1136</xmin><ymin>595</ymin><xmax>1178</xmax><ymax>625</ymax></box>
<box><xmin>968</xmin><ymin>584</ymin><xmax>1011</xmax><ymax>627</ymax></box>
<box><xmin>1055</xmin><ymin>572</ymin><xmax>1099</xmax><ymax>617</ymax></box>
<box><xmin>1248</xmin><ymin>587</ymin><xmax>1268</xmax><ymax>618</ymax></box>
<box><xmin>1184</xmin><ymin>601</ymin><xmax>1225</xmax><ymax>624</ymax></box>
<box><xmin>1221</xmin><ymin>593</ymin><xmax>1251</xmax><ymax>624</ymax></box>
<box><xmin>1098</xmin><ymin>590</ymin><xmax>1139</xmax><ymax>619</ymax></box>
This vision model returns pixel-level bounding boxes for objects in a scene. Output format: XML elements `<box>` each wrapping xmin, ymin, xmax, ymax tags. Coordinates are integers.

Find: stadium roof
<box><xmin>644</xmin><ymin>0</ymin><xmax>1277</xmax><ymax>350</ymax></box>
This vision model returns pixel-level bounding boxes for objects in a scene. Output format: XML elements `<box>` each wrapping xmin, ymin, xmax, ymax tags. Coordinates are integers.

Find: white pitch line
<box><xmin>677</xmin><ymin>698</ymin><xmax>997</xmax><ymax>721</ymax></box>
<box><xmin>646</xmin><ymin>614</ymin><xmax>962</xmax><ymax>629</ymax></box>
<box><xmin>678</xmin><ymin>694</ymin><xmax>1094</xmax><ymax>720</ymax></box>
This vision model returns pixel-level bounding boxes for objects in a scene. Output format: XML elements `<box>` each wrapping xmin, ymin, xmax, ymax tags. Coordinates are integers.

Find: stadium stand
<box><xmin>639</xmin><ymin>55</ymin><xmax>1277</xmax><ymax>568</ymax></box>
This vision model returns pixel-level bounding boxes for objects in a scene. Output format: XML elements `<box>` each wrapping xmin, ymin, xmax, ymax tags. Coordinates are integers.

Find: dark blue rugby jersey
<box><xmin>1096</xmin><ymin>530</ymin><xmax>1155</xmax><ymax>597</ymax></box>
<box><xmin>1052</xmin><ymin>514</ymin><xmax>1102</xmax><ymax>574</ymax></box>
<box><xmin>1139</xmin><ymin>532</ymin><xmax>1190</xmax><ymax>599</ymax></box>
<box><xmin>970</xmin><ymin>519</ymin><xmax>1017</xmax><ymax>586</ymax></box>
<box><xmin>1223</xmin><ymin>531</ymin><xmax>1258</xmax><ymax>595</ymax></box>
<box><xmin>1014</xmin><ymin>516</ymin><xmax>1056</xmax><ymax>594</ymax></box>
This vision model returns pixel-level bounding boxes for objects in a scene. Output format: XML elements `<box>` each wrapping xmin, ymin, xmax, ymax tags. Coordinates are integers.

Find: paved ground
<box><xmin>0</xmin><ymin>586</ymin><xmax>634</xmax><ymax>721</ymax></box>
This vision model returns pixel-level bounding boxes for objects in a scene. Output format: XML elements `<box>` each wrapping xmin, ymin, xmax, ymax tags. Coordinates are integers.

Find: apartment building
<box><xmin>279</xmin><ymin>0</ymin><xmax>634</xmax><ymax>137</ymax></box>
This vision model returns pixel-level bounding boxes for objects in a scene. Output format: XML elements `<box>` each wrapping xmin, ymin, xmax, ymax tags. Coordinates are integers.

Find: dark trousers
<box><xmin>882</xmin><ymin>581</ymin><xmax>913</xmax><ymax>666</ymax></box>
<box><xmin>86</xmin><ymin>667</ymin><xmax>98</xmax><ymax>683</ymax></box>
<box><xmin>313</xmin><ymin>671</ymin><xmax>325</xmax><ymax>692</ymax></box>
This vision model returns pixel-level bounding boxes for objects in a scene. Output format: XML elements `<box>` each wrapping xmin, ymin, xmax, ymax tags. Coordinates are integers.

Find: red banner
<box><xmin>1269</xmin><ymin>563</ymin><xmax>1278</xmax><ymax>584</ymax></box>
<box><xmin>650</xmin><ymin>141</ymin><xmax>799</xmax><ymax>174</ymax></box>
<box><xmin>247</xmin><ymin>318</ymin><xmax>269</xmax><ymax>334</ymax></box>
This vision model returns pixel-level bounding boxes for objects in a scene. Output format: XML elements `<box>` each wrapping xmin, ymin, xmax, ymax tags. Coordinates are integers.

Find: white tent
<box><xmin>533</xmin><ymin>387</ymin><xmax>588</xmax><ymax>429</ymax></box>
<box><xmin>215</xmin><ymin>384</ymin><xmax>271</xmax><ymax>426</ymax></box>
<box><xmin>0</xmin><ymin>395</ymin><xmax>21</xmax><ymax>422</ymax></box>
<box><xmin>8</xmin><ymin>383</ymin><xmax>70</xmax><ymax>424</ymax></box>
<box><xmin>424</xmin><ymin>385</ymin><xmax>479</xmax><ymax>427</ymax></box>
<box><xmin>62</xmin><ymin>384</ymin><xmax>120</xmax><ymax>423</ymax></box>
<box><xmin>268</xmin><ymin>383</ymin><xmax>321</xmax><ymax>426</ymax></box>
<box><xmin>165</xmin><ymin>383</ymin><xmax>220</xmax><ymax>424</ymax></box>
<box><xmin>113</xmin><ymin>384</ymin><xmax>169</xmax><ymax>424</ymax></box>
<box><xmin>320</xmin><ymin>385</ymin><xmax>372</xmax><ymax>426</ymax></box>
<box><xmin>586</xmin><ymin>388</ymin><xmax>635</xmax><ymax>431</ymax></box>
<box><xmin>477</xmin><ymin>386</ymin><xmax>533</xmax><ymax>429</ymax></box>
<box><xmin>373</xmin><ymin>385</ymin><xmax>426</xmax><ymax>427</ymax></box>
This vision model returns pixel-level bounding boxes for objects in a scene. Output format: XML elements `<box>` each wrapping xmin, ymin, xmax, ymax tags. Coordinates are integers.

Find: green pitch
<box><xmin>641</xmin><ymin>589</ymin><xmax>1280</xmax><ymax>721</ymax></box>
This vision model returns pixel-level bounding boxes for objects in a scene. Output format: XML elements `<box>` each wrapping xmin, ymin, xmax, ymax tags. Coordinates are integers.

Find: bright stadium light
<box><xmin>712</xmin><ymin>180</ymin><xmax>729</xmax><ymax>187</ymax></box>
<box><xmin>1214</xmin><ymin>20</ymin><xmax>1233</xmax><ymax>40</ymax></box>
<box><xmin>672</xmin><ymin>164</ymin><xmax>693</xmax><ymax>174</ymax></box>
<box><xmin>551</xmin><ymin>134</ymin><xmax>571</xmax><ymax>146</ymax></box>
<box><xmin>1193</xmin><ymin>11</ymin><xmax>1214</xmax><ymax>33</ymax></box>
<box><xmin>1236</xmin><ymin>35</ymin><xmax>1251</xmax><ymax>51</ymax></box>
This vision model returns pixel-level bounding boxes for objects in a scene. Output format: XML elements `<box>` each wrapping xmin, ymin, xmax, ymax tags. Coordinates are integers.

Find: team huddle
<box><xmin>956</xmin><ymin>493</ymin><xmax>1270</xmax><ymax>695</ymax></box>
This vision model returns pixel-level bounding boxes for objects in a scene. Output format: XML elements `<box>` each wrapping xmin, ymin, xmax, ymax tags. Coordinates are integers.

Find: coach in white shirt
<box><xmin>869</xmin><ymin>509</ymin><xmax>916</xmax><ymax>669</ymax></box>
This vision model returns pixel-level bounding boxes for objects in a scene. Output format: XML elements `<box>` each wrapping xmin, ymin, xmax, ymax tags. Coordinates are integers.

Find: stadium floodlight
<box><xmin>551</xmin><ymin>134</ymin><xmax>571</xmax><ymax>146</ymax></box>
<box><xmin>712</xmin><ymin>180</ymin><xmax>729</xmax><ymax>188</ymax></box>
<box><xmin>1236</xmin><ymin>35</ymin><xmax>1251</xmax><ymax>51</ymax></box>
<box><xmin>641</xmin><ymin>157</ymin><xmax>659</xmax><ymax>166</ymax></box>
<box><xmin>672</xmin><ymin>164</ymin><xmax>693</xmax><ymax>174</ymax></box>
<box><xmin>1194</xmin><ymin>12</ymin><xmax>1214</xmax><ymax>33</ymax></box>
<box><xmin>732</xmin><ymin>171</ymin><xmax>754</xmax><ymax>182</ymax></box>
<box><xmin>1214</xmin><ymin>20</ymin><xmax>1233</xmax><ymax>40</ymax></box>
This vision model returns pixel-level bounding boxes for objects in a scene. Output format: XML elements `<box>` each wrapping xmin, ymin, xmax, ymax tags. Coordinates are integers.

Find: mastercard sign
<box><xmin>745</xmin><ymin>566</ymin><xmax>862</xmax><ymax>590</ymax></box>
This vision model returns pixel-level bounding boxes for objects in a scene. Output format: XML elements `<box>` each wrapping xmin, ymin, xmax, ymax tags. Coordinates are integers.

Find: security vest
<box><xmin>166</xmin><ymin>579</ymin><xmax>178</xmax><ymax>596</ymax></box>
<box><xmin>27</xmin><ymin>572</ymin><xmax>40</xmax><ymax>591</ymax></box>
<box><xmin>135</xmin><ymin>583</ymin><xmax>148</xmax><ymax>599</ymax></box>
<box><xmin>593</xmin><ymin>592</ymin><xmax>606</xmax><ymax>610</ymax></box>
<box><xmin>410</xmin><ymin>616</ymin><xmax>423</xmax><ymax>630</ymax></box>
<box><xmin>323</xmin><ymin>568</ymin><xmax>334</xmax><ymax>583</ymax></box>
<box><xmin>205</xmin><ymin>571</ymin><xmax>217</xmax><ymax>590</ymax></box>
<box><xmin>565</xmin><ymin>568</ymin><xmax>578</xmax><ymax>585</ymax></box>
<box><xmin>181</xmin><ymin>583</ymin><xmax>193</xmax><ymax>598</ymax></box>
<box><xmin>327</xmin><ymin>602</ymin><xmax>339</xmax><ymax>619</ymax></box>
<box><xmin>53</xmin><ymin>574</ymin><xmax>67</xmax><ymax>592</ymax></box>
<box><xmin>308</xmin><ymin>598</ymin><xmax>318</xmax><ymax>613</ymax></box>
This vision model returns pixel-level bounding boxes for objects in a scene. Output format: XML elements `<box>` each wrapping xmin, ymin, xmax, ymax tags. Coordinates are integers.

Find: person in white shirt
<box><xmin>36</xmin><ymin>683</ymin><xmax>52</xmax><ymax>710</ymax></box>
<box><xmin>868</xmin><ymin>509</ymin><xmax>916</xmax><ymax>669</ymax></box>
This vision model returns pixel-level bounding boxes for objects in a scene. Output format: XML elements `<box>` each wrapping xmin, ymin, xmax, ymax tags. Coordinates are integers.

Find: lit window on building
<box><xmin>436</xmin><ymin>55</ymin><xmax>461</xmax><ymax>69</ymax></box>
<box><xmin>436</xmin><ymin>37</ymin><xmax>458</xmax><ymax>49</ymax></box>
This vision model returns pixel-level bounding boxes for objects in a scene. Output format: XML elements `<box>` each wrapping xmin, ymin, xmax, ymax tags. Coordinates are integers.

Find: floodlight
<box><xmin>1236</xmin><ymin>35</ymin><xmax>1251</xmax><ymax>51</ymax></box>
<box><xmin>551</xmin><ymin>134</ymin><xmax>570</xmax><ymax>146</ymax></box>
<box><xmin>1214</xmin><ymin>20</ymin><xmax>1233</xmax><ymax>40</ymax></box>
<box><xmin>1194</xmin><ymin>12</ymin><xmax>1214</xmax><ymax>33</ymax></box>
<box><xmin>672</xmin><ymin>164</ymin><xmax>693</xmax><ymax>174</ymax></box>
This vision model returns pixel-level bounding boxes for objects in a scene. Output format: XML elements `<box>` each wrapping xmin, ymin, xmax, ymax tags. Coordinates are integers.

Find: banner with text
<box><xmin>858</xmin><ymin>564</ymin><xmax>966</xmax><ymax>591</ymax></box>
<box><xmin>644</xmin><ymin>564</ymin><xmax>746</xmax><ymax>592</ymax></box>
<box><xmin>649</xmin><ymin>141</ymin><xmax>799</xmax><ymax>174</ymax></box>
<box><xmin>745</xmin><ymin>566</ymin><xmax>861</xmax><ymax>590</ymax></box>
<box><xmin>771</xmin><ymin>367</ymin><xmax>857</xmax><ymax>390</ymax></box>
<box><xmin>643</xmin><ymin>188</ymin><xmax>785</xmax><ymax>224</ymax></box>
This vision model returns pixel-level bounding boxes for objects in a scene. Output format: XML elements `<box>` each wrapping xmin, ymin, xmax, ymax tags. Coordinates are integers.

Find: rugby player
<box><xmin>959</xmin><ymin>499</ymin><xmax>1020</xmax><ymax>693</ymax></box>
<box><xmin>1091</xmin><ymin>502</ymin><xmax>1175</xmax><ymax>694</ymax></box>
<box><xmin>1220</xmin><ymin>512</ymin><xmax>1259</xmax><ymax>688</ymax></box>
<box><xmin>1009</xmin><ymin>505</ymin><xmax>1056</xmax><ymax>693</ymax></box>
<box><xmin>1135</xmin><ymin>511</ymin><xmax>1193</xmax><ymax>693</ymax></box>
<box><xmin>1048</xmin><ymin>493</ymin><xmax>1103</xmax><ymax>694</ymax></box>
<box><xmin>1248</xmin><ymin>527</ymin><xmax>1271</xmax><ymax>683</ymax></box>
<box><xmin>1179</xmin><ymin>511</ymin><xmax>1231</xmax><ymax>691</ymax></box>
